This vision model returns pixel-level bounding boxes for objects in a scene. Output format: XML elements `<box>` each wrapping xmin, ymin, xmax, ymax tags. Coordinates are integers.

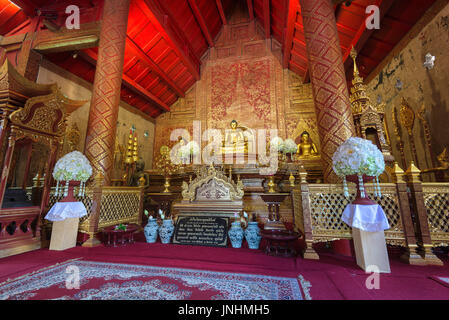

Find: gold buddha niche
<box><xmin>221</xmin><ymin>120</ymin><xmax>248</xmax><ymax>154</ymax></box>
<box><xmin>297</xmin><ymin>131</ymin><xmax>319</xmax><ymax>159</ymax></box>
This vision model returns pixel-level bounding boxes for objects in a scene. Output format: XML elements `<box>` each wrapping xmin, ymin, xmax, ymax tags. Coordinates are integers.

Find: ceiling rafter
<box><xmin>343</xmin><ymin>0</ymin><xmax>394</xmax><ymax>72</ymax></box>
<box><xmin>80</xmin><ymin>48</ymin><xmax>170</xmax><ymax>112</ymax></box>
<box><xmin>283</xmin><ymin>0</ymin><xmax>299</xmax><ymax>68</ymax></box>
<box><xmin>139</xmin><ymin>0</ymin><xmax>200</xmax><ymax>80</ymax></box>
<box><xmin>263</xmin><ymin>0</ymin><xmax>270</xmax><ymax>39</ymax></box>
<box><xmin>188</xmin><ymin>0</ymin><xmax>214</xmax><ymax>47</ymax></box>
<box><xmin>126</xmin><ymin>36</ymin><xmax>185</xmax><ymax>97</ymax></box>
<box><xmin>215</xmin><ymin>0</ymin><xmax>227</xmax><ymax>25</ymax></box>
<box><xmin>247</xmin><ymin>0</ymin><xmax>254</xmax><ymax>21</ymax></box>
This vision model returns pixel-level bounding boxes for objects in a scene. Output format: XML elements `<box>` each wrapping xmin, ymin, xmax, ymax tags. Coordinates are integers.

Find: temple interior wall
<box><xmin>153</xmin><ymin>21</ymin><xmax>318</xmax><ymax>166</ymax></box>
<box><xmin>366</xmin><ymin>3</ymin><xmax>449</xmax><ymax>177</ymax></box>
<box><xmin>35</xmin><ymin>60</ymin><xmax>155</xmax><ymax>181</ymax></box>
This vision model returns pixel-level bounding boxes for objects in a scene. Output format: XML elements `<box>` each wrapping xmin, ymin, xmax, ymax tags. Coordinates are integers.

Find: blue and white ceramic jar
<box><xmin>144</xmin><ymin>217</ymin><xmax>158</xmax><ymax>243</ymax></box>
<box><xmin>228</xmin><ymin>221</ymin><xmax>244</xmax><ymax>248</ymax></box>
<box><xmin>244</xmin><ymin>221</ymin><xmax>262</xmax><ymax>249</ymax></box>
<box><xmin>158</xmin><ymin>219</ymin><xmax>174</xmax><ymax>244</ymax></box>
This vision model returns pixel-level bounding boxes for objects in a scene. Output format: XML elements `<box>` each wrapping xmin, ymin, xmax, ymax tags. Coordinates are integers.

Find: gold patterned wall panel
<box><xmin>154</xmin><ymin>21</ymin><xmax>317</xmax><ymax>167</ymax></box>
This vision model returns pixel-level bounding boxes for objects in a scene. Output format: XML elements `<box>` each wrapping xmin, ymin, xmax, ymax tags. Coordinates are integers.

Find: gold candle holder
<box><xmin>267</xmin><ymin>176</ymin><xmax>276</xmax><ymax>193</ymax></box>
<box><xmin>289</xmin><ymin>173</ymin><xmax>295</xmax><ymax>186</ymax></box>
<box><xmin>163</xmin><ymin>176</ymin><xmax>171</xmax><ymax>193</ymax></box>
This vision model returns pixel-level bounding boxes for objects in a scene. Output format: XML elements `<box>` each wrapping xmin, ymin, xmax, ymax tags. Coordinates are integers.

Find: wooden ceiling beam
<box><xmin>188</xmin><ymin>0</ymin><xmax>214</xmax><ymax>47</ymax></box>
<box><xmin>282</xmin><ymin>0</ymin><xmax>299</xmax><ymax>68</ymax></box>
<box><xmin>263</xmin><ymin>0</ymin><xmax>271</xmax><ymax>39</ymax></box>
<box><xmin>126</xmin><ymin>36</ymin><xmax>185</xmax><ymax>97</ymax></box>
<box><xmin>80</xmin><ymin>48</ymin><xmax>170</xmax><ymax>112</ymax></box>
<box><xmin>139</xmin><ymin>0</ymin><xmax>200</xmax><ymax>80</ymax></box>
<box><xmin>343</xmin><ymin>0</ymin><xmax>394</xmax><ymax>70</ymax></box>
<box><xmin>215</xmin><ymin>0</ymin><xmax>227</xmax><ymax>25</ymax></box>
<box><xmin>247</xmin><ymin>0</ymin><xmax>254</xmax><ymax>21</ymax></box>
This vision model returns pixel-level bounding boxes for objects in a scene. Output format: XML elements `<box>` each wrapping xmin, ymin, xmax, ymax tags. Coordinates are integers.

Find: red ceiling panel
<box><xmin>0</xmin><ymin>0</ymin><xmax>439</xmax><ymax>118</ymax></box>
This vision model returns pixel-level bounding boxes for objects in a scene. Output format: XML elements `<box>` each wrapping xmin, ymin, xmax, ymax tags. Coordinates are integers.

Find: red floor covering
<box><xmin>1</xmin><ymin>234</ymin><xmax>449</xmax><ymax>300</ymax></box>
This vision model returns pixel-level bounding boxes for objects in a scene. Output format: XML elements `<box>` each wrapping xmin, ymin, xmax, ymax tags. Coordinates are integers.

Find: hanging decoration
<box><xmin>423</xmin><ymin>53</ymin><xmax>435</xmax><ymax>70</ymax></box>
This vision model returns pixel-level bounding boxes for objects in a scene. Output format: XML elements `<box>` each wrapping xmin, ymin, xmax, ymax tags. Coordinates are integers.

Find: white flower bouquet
<box><xmin>178</xmin><ymin>141</ymin><xmax>200</xmax><ymax>163</ymax></box>
<box><xmin>270</xmin><ymin>137</ymin><xmax>284</xmax><ymax>152</ymax></box>
<box><xmin>53</xmin><ymin>151</ymin><xmax>93</xmax><ymax>197</ymax></box>
<box><xmin>332</xmin><ymin>137</ymin><xmax>385</xmax><ymax>198</ymax></box>
<box><xmin>283</xmin><ymin>138</ymin><xmax>297</xmax><ymax>154</ymax></box>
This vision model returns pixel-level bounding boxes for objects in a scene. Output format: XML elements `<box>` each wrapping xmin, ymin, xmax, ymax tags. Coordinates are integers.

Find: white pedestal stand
<box><xmin>45</xmin><ymin>202</ymin><xmax>87</xmax><ymax>251</ymax></box>
<box><xmin>342</xmin><ymin>204</ymin><xmax>391</xmax><ymax>273</ymax></box>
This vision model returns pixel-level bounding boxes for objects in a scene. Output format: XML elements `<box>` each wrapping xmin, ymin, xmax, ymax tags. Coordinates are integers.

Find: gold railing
<box><xmin>47</xmin><ymin>184</ymin><xmax>144</xmax><ymax>245</ymax></box>
<box><xmin>422</xmin><ymin>183</ymin><xmax>449</xmax><ymax>247</ymax></box>
<box><xmin>96</xmin><ymin>187</ymin><xmax>142</xmax><ymax>229</ymax></box>
<box><xmin>292</xmin><ymin>164</ymin><xmax>423</xmax><ymax>263</ymax></box>
<box><xmin>303</xmin><ymin>184</ymin><xmax>405</xmax><ymax>246</ymax></box>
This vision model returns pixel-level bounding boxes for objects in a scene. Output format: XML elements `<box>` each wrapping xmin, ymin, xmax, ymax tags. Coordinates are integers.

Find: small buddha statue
<box><xmin>130</xmin><ymin>158</ymin><xmax>150</xmax><ymax>187</ymax></box>
<box><xmin>296</xmin><ymin>131</ymin><xmax>319</xmax><ymax>159</ymax></box>
<box><xmin>221</xmin><ymin>120</ymin><xmax>247</xmax><ymax>154</ymax></box>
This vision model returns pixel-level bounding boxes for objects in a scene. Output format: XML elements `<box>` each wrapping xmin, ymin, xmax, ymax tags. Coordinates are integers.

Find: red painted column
<box><xmin>299</xmin><ymin>0</ymin><xmax>356</xmax><ymax>183</ymax></box>
<box><xmin>84</xmin><ymin>0</ymin><xmax>130</xmax><ymax>185</ymax></box>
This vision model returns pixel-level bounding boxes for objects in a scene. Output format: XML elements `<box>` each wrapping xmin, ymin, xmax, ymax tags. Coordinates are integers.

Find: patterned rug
<box><xmin>0</xmin><ymin>259</ymin><xmax>311</xmax><ymax>300</ymax></box>
<box><xmin>429</xmin><ymin>276</ymin><xmax>449</xmax><ymax>289</ymax></box>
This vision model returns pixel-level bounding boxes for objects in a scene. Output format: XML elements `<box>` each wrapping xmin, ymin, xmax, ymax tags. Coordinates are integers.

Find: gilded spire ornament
<box><xmin>349</xmin><ymin>46</ymin><xmax>395</xmax><ymax>167</ymax></box>
<box><xmin>349</xmin><ymin>46</ymin><xmax>371</xmax><ymax>115</ymax></box>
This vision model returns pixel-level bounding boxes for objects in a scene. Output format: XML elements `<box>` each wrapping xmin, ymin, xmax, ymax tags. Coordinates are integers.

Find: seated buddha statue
<box><xmin>220</xmin><ymin>120</ymin><xmax>248</xmax><ymax>154</ymax></box>
<box><xmin>297</xmin><ymin>131</ymin><xmax>319</xmax><ymax>159</ymax></box>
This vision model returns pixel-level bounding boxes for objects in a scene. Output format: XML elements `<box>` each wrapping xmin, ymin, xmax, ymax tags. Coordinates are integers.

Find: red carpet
<box><xmin>1</xmin><ymin>234</ymin><xmax>449</xmax><ymax>300</ymax></box>
<box><xmin>0</xmin><ymin>259</ymin><xmax>306</xmax><ymax>300</ymax></box>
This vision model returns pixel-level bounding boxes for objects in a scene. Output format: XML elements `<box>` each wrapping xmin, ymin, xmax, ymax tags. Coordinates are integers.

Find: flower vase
<box><xmin>285</xmin><ymin>153</ymin><xmax>293</xmax><ymax>163</ymax></box>
<box><xmin>60</xmin><ymin>181</ymin><xmax>79</xmax><ymax>203</ymax></box>
<box><xmin>346</xmin><ymin>174</ymin><xmax>376</xmax><ymax>205</ymax></box>
<box><xmin>144</xmin><ymin>218</ymin><xmax>159</xmax><ymax>243</ymax></box>
<box><xmin>244</xmin><ymin>221</ymin><xmax>262</xmax><ymax>249</ymax></box>
<box><xmin>158</xmin><ymin>219</ymin><xmax>174</xmax><ymax>244</ymax></box>
<box><xmin>228</xmin><ymin>221</ymin><xmax>244</xmax><ymax>248</ymax></box>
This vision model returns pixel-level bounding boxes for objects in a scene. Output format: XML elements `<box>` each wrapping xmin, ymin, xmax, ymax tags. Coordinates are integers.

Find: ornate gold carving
<box><xmin>181</xmin><ymin>164</ymin><xmax>244</xmax><ymax>202</ymax></box>
<box><xmin>399</xmin><ymin>98</ymin><xmax>419</xmax><ymax>165</ymax></box>
<box><xmin>9</xmin><ymin>88</ymin><xmax>85</xmax><ymax>137</ymax></box>
<box><xmin>65</xmin><ymin>122</ymin><xmax>81</xmax><ymax>152</ymax></box>
<box><xmin>350</xmin><ymin>47</ymin><xmax>394</xmax><ymax>164</ymax></box>
<box><xmin>392</xmin><ymin>106</ymin><xmax>407</xmax><ymax>169</ymax></box>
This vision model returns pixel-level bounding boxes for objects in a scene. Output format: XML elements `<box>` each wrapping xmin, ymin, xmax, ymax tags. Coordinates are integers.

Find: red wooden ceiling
<box><xmin>0</xmin><ymin>0</ymin><xmax>438</xmax><ymax>118</ymax></box>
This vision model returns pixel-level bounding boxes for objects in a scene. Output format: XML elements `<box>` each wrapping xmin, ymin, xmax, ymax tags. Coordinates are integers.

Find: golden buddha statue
<box><xmin>296</xmin><ymin>131</ymin><xmax>319</xmax><ymax>159</ymax></box>
<box><xmin>221</xmin><ymin>120</ymin><xmax>248</xmax><ymax>154</ymax></box>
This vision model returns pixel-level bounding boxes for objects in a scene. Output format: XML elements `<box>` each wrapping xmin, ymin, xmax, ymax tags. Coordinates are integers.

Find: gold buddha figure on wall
<box><xmin>221</xmin><ymin>120</ymin><xmax>248</xmax><ymax>154</ymax></box>
<box><xmin>296</xmin><ymin>131</ymin><xmax>319</xmax><ymax>159</ymax></box>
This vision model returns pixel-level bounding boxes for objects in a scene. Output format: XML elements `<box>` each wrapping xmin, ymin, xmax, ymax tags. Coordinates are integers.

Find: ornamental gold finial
<box><xmin>405</xmin><ymin>161</ymin><xmax>421</xmax><ymax>183</ymax></box>
<box><xmin>349</xmin><ymin>46</ymin><xmax>369</xmax><ymax>114</ymax></box>
<box><xmin>350</xmin><ymin>46</ymin><xmax>359</xmax><ymax>77</ymax></box>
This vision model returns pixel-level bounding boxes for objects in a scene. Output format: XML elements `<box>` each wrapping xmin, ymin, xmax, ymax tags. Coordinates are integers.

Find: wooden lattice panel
<box><xmin>307</xmin><ymin>184</ymin><xmax>405</xmax><ymax>246</ymax></box>
<box><xmin>423</xmin><ymin>183</ymin><xmax>449</xmax><ymax>246</ymax></box>
<box><xmin>97</xmin><ymin>188</ymin><xmax>141</xmax><ymax>229</ymax></box>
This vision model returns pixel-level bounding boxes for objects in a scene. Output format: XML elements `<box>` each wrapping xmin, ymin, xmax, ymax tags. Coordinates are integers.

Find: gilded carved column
<box><xmin>299</xmin><ymin>0</ymin><xmax>355</xmax><ymax>182</ymax></box>
<box><xmin>84</xmin><ymin>0</ymin><xmax>130</xmax><ymax>185</ymax></box>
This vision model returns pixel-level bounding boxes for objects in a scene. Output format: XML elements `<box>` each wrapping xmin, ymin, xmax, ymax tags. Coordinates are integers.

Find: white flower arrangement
<box><xmin>270</xmin><ymin>137</ymin><xmax>284</xmax><ymax>152</ymax></box>
<box><xmin>332</xmin><ymin>137</ymin><xmax>385</xmax><ymax>198</ymax></box>
<box><xmin>52</xmin><ymin>151</ymin><xmax>93</xmax><ymax>197</ymax></box>
<box><xmin>283</xmin><ymin>138</ymin><xmax>297</xmax><ymax>154</ymax></box>
<box><xmin>178</xmin><ymin>141</ymin><xmax>200</xmax><ymax>162</ymax></box>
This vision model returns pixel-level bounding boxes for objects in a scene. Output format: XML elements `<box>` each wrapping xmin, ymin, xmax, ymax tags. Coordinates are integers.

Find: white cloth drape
<box><xmin>45</xmin><ymin>202</ymin><xmax>87</xmax><ymax>221</ymax></box>
<box><xmin>342</xmin><ymin>204</ymin><xmax>390</xmax><ymax>232</ymax></box>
